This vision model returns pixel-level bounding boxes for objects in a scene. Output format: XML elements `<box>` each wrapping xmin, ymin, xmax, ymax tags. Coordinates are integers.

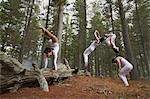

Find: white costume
<box><xmin>44</xmin><ymin>39</ymin><xmax>59</xmax><ymax>70</ymax></box>
<box><xmin>105</xmin><ymin>33</ymin><xmax>119</xmax><ymax>52</ymax></box>
<box><xmin>118</xmin><ymin>57</ymin><xmax>133</xmax><ymax>86</ymax></box>
<box><xmin>83</xmin><ymin>40</ymin><xmax>99</xmax><ymax>67</ymax></box>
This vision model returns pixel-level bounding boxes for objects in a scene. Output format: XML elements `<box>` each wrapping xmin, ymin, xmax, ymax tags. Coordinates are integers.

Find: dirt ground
<box><xmin>0</xmin><ymin>76</ymin><xmax>150</xmax><ymax>99</ymax></box>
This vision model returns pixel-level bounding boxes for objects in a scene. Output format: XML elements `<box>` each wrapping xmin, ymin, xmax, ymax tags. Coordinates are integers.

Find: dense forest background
<box><xmin>0</xmin><ymin>0</ymin><xmax>150</xmax><ymax>80</ymax></box>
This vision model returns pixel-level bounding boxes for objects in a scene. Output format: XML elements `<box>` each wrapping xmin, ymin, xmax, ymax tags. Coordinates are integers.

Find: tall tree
<box><xmin>0</xmin><ymin>0</ymin><xmax>24</xmax><ymax>53</ymax></box>
<box><xmin>53</xmin><ymin>0</ymin><xmax>65</xmax><ymax>63</ymax></box>
<box><xmin>19</xmin><ymin>0</ymin><xmax>35</xmax><ymax>62</ymax></box>
<box><xmin>70</xmin><ymin>2</ymin><xmax>80</xmax><ymax>68</ymax></box>
<box><xmin>57</xmin><ymin>1</ymin><xmax>65</xmax><ymax>63</ymax></box>
<box><xmin>41</xmin><ymin>0</ymin><xmax>51</xmax><ymax>68</ymax></box>
<box><xmin>133</xmin><ymin>0</ymin><xmax>150</xmax><ymax>78</ymax></box>
<box><xmin>107</xmin><ymin>0</ymin><xmax>115</xmax><ymax>33</ymax></box>
<box><xmin>76</xmin><ymin>0</ymin><xmax>87</xmax><ymax>69</ymax></box>
<box><xmin>117</xmin><ymin>0</ymin><xmax>139</xmax><ymax>80</ymax></box>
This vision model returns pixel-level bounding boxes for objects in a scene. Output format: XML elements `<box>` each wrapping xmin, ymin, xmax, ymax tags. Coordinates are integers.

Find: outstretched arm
<box><xmin>94</xmin><ymin>30</ymin><xmax>100</xmax><ymax>43</ymax></box>
<box><xmin>41</xmin><ymin>27</ymin><xmax>59</xmax><ymax>43</ymax></box>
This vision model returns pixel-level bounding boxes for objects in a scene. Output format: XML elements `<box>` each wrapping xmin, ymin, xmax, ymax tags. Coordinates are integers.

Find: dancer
<box><xmin>112</xmin><ymin>56</ymin><xmax>133</xmax><ymax>86</ymax></box>
<box><xmin>40</xmin><ymin>27</ymin><xmax>59</xmax><ymax>70</ymax></box>
<box><xmin>104</xmin><ymin>33</ymin><xmax>119</xmax><ymax>53</ymax></box>
<box><xmin>83</xmin><ymin>30</ymin><xmax>105</xmax><ymax>73</ymax></box>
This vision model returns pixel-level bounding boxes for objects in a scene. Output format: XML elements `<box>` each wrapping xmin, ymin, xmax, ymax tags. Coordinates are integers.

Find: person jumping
<box><xmin>83</xmin><ymin>30</ymin><xmax>105</xmax><ymax>74</ymax></box>
<box><xmin>104</xmin><ymin>33</ymin><xmax>119</xmax><ymax>53</ymax></box>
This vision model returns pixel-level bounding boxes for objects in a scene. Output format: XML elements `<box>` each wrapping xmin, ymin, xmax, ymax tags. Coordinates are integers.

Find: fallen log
<box><xmin>0</xmin><ymin>52</ymin><xmax>74</xmax><ymax>94</ymax></box>
<box><xmin>0</xmin><ymin>56</ymin><xmax>49</xmax><ymax>93</ymax></box>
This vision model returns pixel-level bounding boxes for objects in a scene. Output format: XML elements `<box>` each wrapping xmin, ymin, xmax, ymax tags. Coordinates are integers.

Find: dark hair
<box><xmin>44</xmin><ymin>47</ymin><xmax>52</xmax><ymax>55</ymax></box>
<box><xmin>100</xmin><ymin>37</ymin><xmax>105</xmax><ymax>42</ymax></box>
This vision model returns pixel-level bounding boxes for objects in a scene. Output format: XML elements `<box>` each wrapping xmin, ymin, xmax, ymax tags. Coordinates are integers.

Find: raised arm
<box><xmin>94</xmin><ymin>30</ymin><xmax>101</xmax><ymax>39</ymax></box>
<box><xmin>41</xmin><ymin>27</ymin><xmax>59</xmax><ymax>43</ymax></box>
<box><xmin>94</xmin><ymin>30</ymin><xmax>101</xmax><ymax>43</ymax></box>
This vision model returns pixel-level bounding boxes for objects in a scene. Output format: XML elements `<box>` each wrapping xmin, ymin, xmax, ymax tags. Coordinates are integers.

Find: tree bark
<box><xmin>57</xmin><ymin>2</ymin><xmax>64</xmax><ymax>64</ymax></box>
<box><xmin>134</xmin><ymin>0</ymin><xmax>150</xmax><ymax>79</ymax></box>
<box><xmin>78</xmin><ymin>0</ymin><xmax>87</xmax><ymax>69</ymax></box>
<box><xmin>108</xmin><ymin>0</ymin><xmax>115</xmax><ymax>33</ymax></box>
<box><xmin>19</xmin><ymin>0</ymin><xmax>35</xmax><ymax>63</ymax></box>
<box><xmin>118</xmin><ymin>0</ymin><xmax>139</xmax><ymax>80</ymax></box>
<box><xmin>40</xmin><ymin>0</ymin><xmax>51</xmax><ymax>68</ymax></box>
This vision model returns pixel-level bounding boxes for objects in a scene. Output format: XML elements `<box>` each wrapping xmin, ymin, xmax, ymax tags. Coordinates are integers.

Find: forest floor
<box><xmin>0</xmin><ymin>75</ymin><xmax>150</xmax><ymax>99</ymax></box>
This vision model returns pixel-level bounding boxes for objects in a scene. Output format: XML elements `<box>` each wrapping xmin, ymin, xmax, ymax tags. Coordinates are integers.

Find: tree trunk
<box><xmin>63</xmin><ymin>18</ymin><xmax>69</xmax><ymax>59</ymax></box>
<box><xmin>52</xmin><ymin>0</ymin><xmax>64</xmax><ymax>64</ymax></box>
<box><xmin>95</xmin><ymin>48</ymin><xmax>101</xmax><ymax>76</ymax></box>
<box><xmin>1</xmin><ymin>37</ymin><xmax>6</xmax><ymax>52</ymax></box>
<box><xmin>108</xmin><ymin>0</ymin><xmax>115</xmax><ymax>33</ymax></box>
<box><xmin>19</xmin><ymin>0</ymin><xmax>35</xmax><ymax>63</ymax></box>
<box><xmin>40</xmin><ymin>0</ymin><xmax>51</xmax><ymax>68</ymax></box>
<box><xmin>134</xmin><ymin>0</ymin><xmax>150</xmax><ymax>79</ymax></box>
<box><xmin>95</xmin><ymin>50</ymin><xmax>98</xmax><ymax>76</ymax></box>
<box><xmin>78</xmin><ymin>0</ymin><xmax>87</xmax><ymax>69</ymax></box>
<box><xmin>57</xmin><ymin>2</ymin><xmax>64</xmax><ymax>64</ymax></box>
<box><xmin>118</xmin><ymin>0</ymin><xmax>139</xmax><ymax>80</ymax></box>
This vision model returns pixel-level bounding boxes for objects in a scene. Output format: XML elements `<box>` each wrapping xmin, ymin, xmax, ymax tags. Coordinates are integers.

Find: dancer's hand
<box><xmin>95</xmin><ymin>30</ymin><xmax>99</xmax><ymax>33</ymax></box>
<box><xmin>96</xmin><ymin>39</ymin><xmax>100</xmax><ymax>44</ymax></box>
<box><xmin>39</xmin><ymin>27</ymin><xmax>46</xmax><ymax>33</ymax></box>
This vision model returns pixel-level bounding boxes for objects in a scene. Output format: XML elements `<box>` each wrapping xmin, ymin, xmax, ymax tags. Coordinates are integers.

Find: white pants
<box><xmin>52</xmin><ymin>45</ymin><xmax>59</xmax><ymax>70</ymax></box>
<box><xmin>83</xmin><ymin>45</ymin><xmax>96</xmax><ymax>67</ymax></box>
<box><xmin>44</xmin><ymin>43</ymin><xmax>59</xmax><ymax>70</ymax></box>
<box><xmin>44</xmin><ymin>54</ymin><xmax>48</xmax><ymax>68</ymax></box>
<box><xmin>105</xmin><ymin>34</ymin><xmax>117</xmax><ymax>49</ymax></box>
<box><xmin>119</xmin><ymin>64</ymin><xmax>133</xmax><ymax>86</ymax></box>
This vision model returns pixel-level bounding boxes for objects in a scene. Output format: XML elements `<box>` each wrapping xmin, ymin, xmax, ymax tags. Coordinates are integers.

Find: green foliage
<box><xmin>0</xmin><ymin>0</ymin><xmax>25</xmax><ymax>51</ymax></box>
<box><xmin>132</xmin><ymin>0</ymin><xmax>150</xmax><ymax>78</ymax></box>
<box><xmin>0</xmin><ymin>0</ymin><xmax>41</xmax><ymax>59</ymax></box>
<box><xmin>61</xmin><ymin>16</ymin><xmax>75</xmax><ymax>67</ymax></box>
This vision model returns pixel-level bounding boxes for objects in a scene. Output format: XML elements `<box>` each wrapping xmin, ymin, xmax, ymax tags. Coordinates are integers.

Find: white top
<box><xmin>48</xmin><ymin>39</ymin><xmax>59</xmax><ymax>51</ymax></box>
<box><xmin>120</xmin><ymin>57</ymin><xmax>132</xmax><ymax>68</ymax></box>
<box><xmin>47</xmin><ymin>39</ymin><xmax>59</xmax><ymax>70</ymax></box>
